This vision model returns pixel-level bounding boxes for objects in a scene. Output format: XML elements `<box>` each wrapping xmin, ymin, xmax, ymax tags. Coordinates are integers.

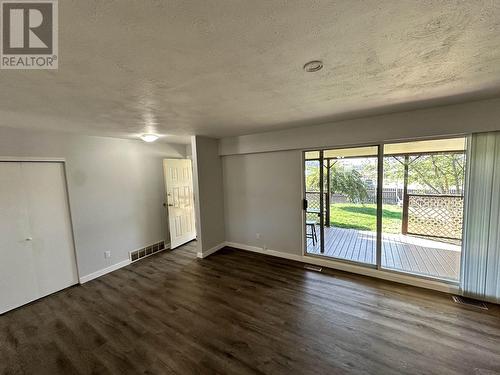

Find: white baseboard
<box><xmin>225</xmin><ymin>242</ymin><xmax>304</xmax><ymax>262</ymax></box>
<box><xmin>80</xmin><ymin>241</ymin><xmax>171</xmax><ymax>284</ymax></box>
<box><xmin>224</xmin><ymin>241</ymin><xmax>459</xmax><ymax>294</ymax></box>
<box><xmin>81</xmin><ymin>240</ymin><xmax>458</xmax><ymax>294</ymax></box>
<box><xmin>197</xmin><ymin>242</ymin><xmax>226</xmax><ymax>259</ymax></box>
<box><xmin>79</xmin><ymin>259</ymin><xmax>131</xmax><ymax>284</ymax></box>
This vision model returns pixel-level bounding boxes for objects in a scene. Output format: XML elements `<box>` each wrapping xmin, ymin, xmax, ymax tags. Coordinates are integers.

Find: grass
<box><xmin>330</xmin><ymin>203</ymin><xmax>402</xmax><ymax>233</ymax></box>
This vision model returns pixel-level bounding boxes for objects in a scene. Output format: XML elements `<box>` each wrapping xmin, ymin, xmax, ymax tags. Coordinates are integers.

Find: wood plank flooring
<box><xmin>1</xmin><ymin>241</ymin><xmax>500</xmax><ymax>374</ymax></box>
<box><xmin>307</xmin><ymin>226</ymin><xmax>461</xmax><ymax>280</ymax></box>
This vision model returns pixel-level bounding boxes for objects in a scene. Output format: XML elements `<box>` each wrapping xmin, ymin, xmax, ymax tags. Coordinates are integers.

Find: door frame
<box><xmin>301</xmin><ymin>135</ymin><xmax>468</xmax><ymax>285</ymax></box>
<box><xmin>0</xmin><ymin>157</ymin><xmax>81</xmax><ymax>282</ymax></box>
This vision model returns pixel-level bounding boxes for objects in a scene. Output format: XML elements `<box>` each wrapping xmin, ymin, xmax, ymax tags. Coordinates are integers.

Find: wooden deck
<box><xmin>307</xmin><ymin>226</ymin><xmax>461</xmax><ymax>281</ymax></box>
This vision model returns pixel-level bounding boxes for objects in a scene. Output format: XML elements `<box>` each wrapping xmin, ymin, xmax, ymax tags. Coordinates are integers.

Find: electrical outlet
<box><xmin>256</xmin><ymin>233</ymin><xmax>261</xmax><ymax>239</ymax></box>
<box><xmin>104</xmin><ymin>251</ymin><xmax>111</xmax><ymax>259</ymax></box>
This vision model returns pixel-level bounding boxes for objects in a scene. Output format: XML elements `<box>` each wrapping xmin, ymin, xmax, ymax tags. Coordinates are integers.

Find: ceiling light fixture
<box><xmin>303</xmin><ymin>60</ymin><xmax>323</xmax><ymax>72</ymax></box>
<box><xmin>140</xmin><ymin>133</ymin><xmax>159</xmax><ymax>143</ymax></box>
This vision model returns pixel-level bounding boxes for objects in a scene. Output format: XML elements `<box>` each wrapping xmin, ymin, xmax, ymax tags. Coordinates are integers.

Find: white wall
<box><xmin>191</xmin><ymin>136</ymin><xmax>225</xmax><ymax>255</ymax></box>
<box><xmin>223</xmin><ymin>150</ymin><xmax>302</xmax><ymax>255</ymax></box>
<box><xmin>0</xmin><ymin>127</ymin><xmax>186</xmax><ymax>278</ymax></box>
<box><xmin>220</xmin><ymin>97</ymin><xmax>500</xmax><ymax>291</ymax></box>
<box><xmin>220</xmin><ymin>97</ymin><xmax>500</xmax><ymax>155</ymax></box>
<box><xmin>185</xmin><ymin>142</ymin><xmax>193</xmax><ymax>159</ymax></box>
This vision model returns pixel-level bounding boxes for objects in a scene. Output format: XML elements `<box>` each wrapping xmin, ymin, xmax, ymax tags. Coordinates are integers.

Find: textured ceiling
<box><xmin>1</xmin><ymin>0</ymin><xmax>500</xmax><ymax>144</ymax></box>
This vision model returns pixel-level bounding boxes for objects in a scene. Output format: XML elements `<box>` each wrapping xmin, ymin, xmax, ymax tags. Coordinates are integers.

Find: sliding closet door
<box><xmin>0</xmin><ymin>162</ymin><xmax>78</xmax><ymax>314</ymax></box>
<box><xmin>0</xmin><ymin>163</ymin><xmax>39</xmax><ymax>313</ymax></box>
<box><xmin>21</xmin><ymin>162</ymin><xmax>79</xmax><ymax>297</ymax></box>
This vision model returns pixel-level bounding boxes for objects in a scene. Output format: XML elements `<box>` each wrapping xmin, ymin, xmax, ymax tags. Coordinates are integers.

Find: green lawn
<box><xmin>330</xmin><ymin>203</ymin><xmax>402</xmax><ymax>233</ymax></box>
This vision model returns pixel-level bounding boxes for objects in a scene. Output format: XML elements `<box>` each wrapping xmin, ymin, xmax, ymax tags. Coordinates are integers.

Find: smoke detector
<box><xmin>303</xmin><ymin>60</ymin><xmax>323</xmax><ymax>72</ymax></box>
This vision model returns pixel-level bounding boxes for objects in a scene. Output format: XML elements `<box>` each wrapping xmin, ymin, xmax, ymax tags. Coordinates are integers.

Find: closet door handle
<box><xmin>25</xmin><ymin>237</ymin><xmax>33</xmax><ymax>241</ymax></box>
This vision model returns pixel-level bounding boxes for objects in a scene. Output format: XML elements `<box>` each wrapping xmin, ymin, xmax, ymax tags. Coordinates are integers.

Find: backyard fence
<box><xmin>332</xmin><ymin>187</ymin><xmax>461</xmax><ymax>205</ymax></box>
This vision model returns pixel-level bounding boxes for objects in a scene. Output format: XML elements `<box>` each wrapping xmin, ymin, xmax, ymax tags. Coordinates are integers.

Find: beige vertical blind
<box><xmin>461</xmin><ymin>132</ymin><xmax>500</xmax><ymax>302</ymax></box>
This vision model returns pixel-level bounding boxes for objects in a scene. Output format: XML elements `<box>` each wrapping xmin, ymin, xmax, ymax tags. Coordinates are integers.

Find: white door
<box><xmin>0</xmin><ymin>162</ymin><xmax>79</xmax><ymax>314</ymax></box>
<box><xmin>163</xmin><ymin>159</ymin><xmax>196</xmax><ymax>249</ymax></box>
<box><xmin>21</xmin><ymin>163</ymin><xmax>79</xmax><ymax>297</ymax></box>
<box><xmin>0</xmin><ymin>162</ymin><xmax>39</xmax><ymax>313</ymax></box>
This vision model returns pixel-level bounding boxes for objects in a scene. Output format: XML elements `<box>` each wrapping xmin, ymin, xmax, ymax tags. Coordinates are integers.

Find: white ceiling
<box><xmin>1</xmin><ymin>0</ymin><xmax>500</xmax><ymax>144</ymax></box>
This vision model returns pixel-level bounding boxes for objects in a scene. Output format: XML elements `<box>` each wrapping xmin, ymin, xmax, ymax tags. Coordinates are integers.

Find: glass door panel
<box><xmin>304</xmin><ymin>152</ymin><xmax>323</xmax><ymax>254</ymax></box>
<box><xmin>381</xmin><ymin>138</ymin><xmax>466</xmax><ymax>281</ymax></box>
<box><xmin>305</xmin><ymin>146</ymin><xmax>378</xmax><ymax>266</ymax></box>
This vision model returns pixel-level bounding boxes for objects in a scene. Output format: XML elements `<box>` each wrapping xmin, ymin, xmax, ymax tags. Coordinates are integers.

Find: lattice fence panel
<box><xmin>407</xmin><ymin>195</ymin><xmax>464</xmax><ymax>240</ymax></box>
<box><xmin>305</xmin><ymin>192</ymin><xmax>324</xmax><ymax>223</ymax></box>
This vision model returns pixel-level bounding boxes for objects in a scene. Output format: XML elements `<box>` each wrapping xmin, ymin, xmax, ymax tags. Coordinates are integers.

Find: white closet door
<box><xmin>0</xmin><ymin>162</ymin><xmax>39</xmax><ymax>314</ymax></box>
<box><xmin>21</xmin><ymin>162</ymin><xmax>79</xmax><ymax>298</ymax></box>
<box><xmin>0</xmin><ymin>162</ymin><xmax>78</xmax><ymax>314</ymax></box>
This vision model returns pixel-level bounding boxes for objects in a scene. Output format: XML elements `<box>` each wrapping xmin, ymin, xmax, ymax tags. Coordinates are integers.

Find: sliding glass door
<box><xmin>381</xmin><ymin>138</ymin><xmax>466</xmax><ymax>281</ymax></box>
<box><xmin>304</xmin><ymin>146</ymin><xmax>379</xmax><ymax>266</ymax></box>
<box><xmin>303</xmin><ymin>137</ymin><xmax>467</xmax><ymax>282</ymax></box>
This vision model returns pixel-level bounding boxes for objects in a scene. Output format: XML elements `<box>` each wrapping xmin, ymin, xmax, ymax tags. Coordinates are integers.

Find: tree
<box><xmin>331</xmin><ymin>168</ymin><xmax>368</xmax><ymax>203</ymax></box>
<box><xmin>305</xmin><ymin>162</ymin><xmax>321</xmax><ymax>191</ymax></box>
<box><xmin>383</xmin><ymin>153</ymin><xmax>465</xmax><ymax>194</ymax></box>
<box><xmin>306</xmin><ymin>162</ymin><xmax>368</xmax><ymax>203</ymax></box>
<box><xmin>410</xmin><ymin>154</ymin><xmax>465</xmax><ymax>194</ymax></box>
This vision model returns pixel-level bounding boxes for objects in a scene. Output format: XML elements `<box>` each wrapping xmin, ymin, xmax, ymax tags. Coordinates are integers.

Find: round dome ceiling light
<box><xmin>140</xmin><ymin>133</ymin><xmax>159</xmax><ymax>143</ymax></box>
<box><xmin>303</xmin><ymin>60</ymin><xmax>323</xmax><ymax>72</ymax></box>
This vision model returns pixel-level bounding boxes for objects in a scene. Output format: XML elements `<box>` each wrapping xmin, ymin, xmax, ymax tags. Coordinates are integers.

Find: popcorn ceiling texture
<box><xmin>0</xmin><ymin>0</ymin><xmax>499</xmax><ymax>142</ymax></box>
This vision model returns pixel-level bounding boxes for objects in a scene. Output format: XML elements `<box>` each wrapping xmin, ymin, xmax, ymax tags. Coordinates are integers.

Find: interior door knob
<box><xmin>25</xmin><ymin>237</ymin><xmax>33</xmax><ymax>241</ymax></box>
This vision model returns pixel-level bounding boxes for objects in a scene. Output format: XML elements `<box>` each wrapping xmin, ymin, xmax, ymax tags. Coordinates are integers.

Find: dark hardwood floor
<box><xmin>1</xmin><ymin>241</ymin><xmax>500</xmax><ymax>375</ymax></box>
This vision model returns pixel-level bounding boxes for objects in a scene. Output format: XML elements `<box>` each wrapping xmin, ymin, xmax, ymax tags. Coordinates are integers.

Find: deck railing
<box><xmin>306</xmin><ymin>190</ymin><xmax>464</xmax><ymax>241</ymax></box>
<box><xmin>404</xmin><ymin>194</ymin><xmax>464</xmax><ymax>241</ymax></box>
<box><xmin>305</xmin><ymin>191</ymin><xmax>326</xmax><ymax>223</ymax></box>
